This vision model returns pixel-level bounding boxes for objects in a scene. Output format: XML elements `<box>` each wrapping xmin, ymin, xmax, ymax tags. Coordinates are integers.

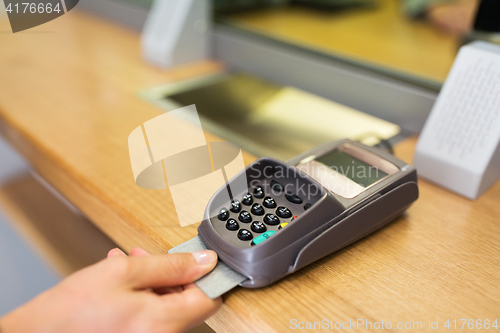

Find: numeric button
<box><xmin>238</xmin><ymin>211</ymin><xmax>252</xmax><ymax>223</ymax></box>
<box><xmin>230</xmin><ymin>200</ymin><xmax>241</xmax><ymax>213</ymax></box>
<box><xmin>218</xmin><ymin>208</ymin><xmax>229</xmax><ymax>221</ymax></box>
<box><xmin>251</xmin><ymin>203</ymin><xmax>265</xmax><ymax>216</ymax></box>
<box><xmin>285</xmin><ymin>193</ymin><xmax>303</xmax><ymax>204</ymax></box>
<box><xmin>242</xmin><ymin>193</ymin><xmax>253</xmax><ymax>206</ymax></box>
<box><xmin>263</xmin><ymin>196</ymin><xmax>276</xmax><ymax>208</ymax></box>
<box><xmin>276</xmin><ymin>206</ymin><xmax>292</xmax><ymax>218</ymax></box>
<box><xmin>237</xmin><ymin>229</ymin><xmax>253</xmax><ymax>241</ymax></box>
<box><xmin>253</xmin><ymin>186</ymin><xmax>264</xmax><ymax>199</ymax></box>
<box><xmin>251</xmin><ymin>221</ymin><xmax>267</xmax><ymax>233</ymax></box>
<box><xmin>271</xmin><ymin>180</ymin><xmax>284</xmax><ymax>193</ymax></box>
<box><xmin>264</xmin><ymin>213</ymin><xmax>280</xmax><ymax>225</ymax></box>
<box><xmin>226</xmin><ymin>218</ymin><xmax>239</xmax><ymax>231</ymax></box>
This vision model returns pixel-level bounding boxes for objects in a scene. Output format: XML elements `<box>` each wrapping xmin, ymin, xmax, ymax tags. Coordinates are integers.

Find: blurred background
<box><xmin>79</xmin><ymin>0</ymin><xmax>493</xmax><ymax>82</ymax></box>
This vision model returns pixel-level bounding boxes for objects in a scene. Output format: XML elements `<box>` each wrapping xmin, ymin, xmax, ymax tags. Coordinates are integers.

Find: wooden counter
<box><xmin>0</xmin><ymin>11</ymin><xmax>499</xmax><ymax>333</ymax></box>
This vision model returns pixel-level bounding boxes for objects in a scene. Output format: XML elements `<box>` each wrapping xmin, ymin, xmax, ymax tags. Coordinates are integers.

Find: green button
<box><xmin>252</xmin><ymin>231</ymin><xmax>276</xmax><ymax>245</ymax></box>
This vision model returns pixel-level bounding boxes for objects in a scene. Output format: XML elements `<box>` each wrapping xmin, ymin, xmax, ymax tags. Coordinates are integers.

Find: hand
<box><xmin>0</xmin><ymin>247</ymin><xmax>222</xmax><ymax>333</ymax></box>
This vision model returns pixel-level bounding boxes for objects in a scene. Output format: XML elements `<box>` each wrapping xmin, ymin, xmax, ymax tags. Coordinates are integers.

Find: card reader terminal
<box><xmin>197</xmin><ymin>139</ymin><xmax>418</xmax><ymax>288</ymax></box>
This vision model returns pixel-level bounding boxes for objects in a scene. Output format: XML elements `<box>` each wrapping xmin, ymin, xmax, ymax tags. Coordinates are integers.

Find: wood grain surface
<box><xmin>223</xmin><ymin>0</ymin><xmax>461</xmax><ymax>83</ymax></box>
<box><xmin>0</xmin><ymin>11</ymin><xmax>499</xmax><ymax>333</ymax></box>
<box><xmin>0</xmin><ymin>173</ymin><xmax>117</xmax><ymax>276</ymax></box>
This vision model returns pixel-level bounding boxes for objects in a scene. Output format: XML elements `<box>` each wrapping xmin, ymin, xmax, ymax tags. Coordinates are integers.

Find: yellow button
<box><xmin>278</xmin><ymin>222</ymin><xmax>288</xmax><ymax>230</ymax></box>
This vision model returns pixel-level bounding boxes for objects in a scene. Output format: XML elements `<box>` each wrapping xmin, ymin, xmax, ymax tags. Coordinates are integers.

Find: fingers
<box><xmin>107</xmin><ymin>247</ymin><xmax>150</xmax><ymax>258</ymax></box>
<box><xmin>107</xmin><ymin>248</ymin><xmax>127</xmax><ymax>258</ymax></box>
<box><xmin>161</xmin><ymin>287</ymin><xmax>223</xmax><ymax>331</ymax></box>
<box><xmin>154</xmin><ymin>286</ymin><xmax>184</xmax><ymax>295</ymax></box>
<box><xmin>126</xmin><ymin>250</ymin><xmax>217</xmax><ymax>289</ymax></box>
<box><xmin>129</xmin><ymin>247</ymin><xmax>151</xmax><ymax>257</ymax></box>
<box><xmin>103</xmin><ymin>246</ymin><xmax>222</xmax><ymax>331</ymax></box>
<box><xmin>182</xmin><ymin>282</ymin><xmax>198</xmax><ymax>290</ymax></box>
<box><xmin>128</xmin><ymin>246</ymin><xmax>181</xmax><ymax>294</ymax></box>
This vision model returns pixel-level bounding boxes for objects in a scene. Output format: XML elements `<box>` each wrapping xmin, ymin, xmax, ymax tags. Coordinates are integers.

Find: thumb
<box><xmin>125</xmin><ymin>250</ymin><xmax>217</xmax><ymax>289</ymax></box>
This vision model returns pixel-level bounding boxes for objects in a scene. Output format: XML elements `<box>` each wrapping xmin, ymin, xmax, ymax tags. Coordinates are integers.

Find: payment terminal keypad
<box><xmin>213</xmin><ymin>180</ymin><xmax>315</xmax><ymax>247</ymax></box>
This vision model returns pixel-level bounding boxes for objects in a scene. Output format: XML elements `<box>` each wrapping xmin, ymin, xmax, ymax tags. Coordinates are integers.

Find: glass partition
<box><xmin>215</xmin><ymin>0</ymin><xmax>470</xmax><ymax>88</ymax></box>
<box><xmin>113</xmin><ymin>0</ymin><xmax>475</xmax><ymax>88</ymax></box>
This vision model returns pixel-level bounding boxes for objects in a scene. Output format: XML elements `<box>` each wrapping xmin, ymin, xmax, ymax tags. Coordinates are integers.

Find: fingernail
<box><xmin>192</xmin><ymin>250</ymin><xmax>217</xmax><ymax>265</ymax></box>
<box><xmin>108</xmin><ymin>248</ymin><xmax>127</xmax><ymax>257</ymax></box>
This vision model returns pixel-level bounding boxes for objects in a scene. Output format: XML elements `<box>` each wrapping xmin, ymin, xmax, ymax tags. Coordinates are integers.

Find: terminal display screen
<box><xmin>315</xmin><ymin>150</ymin><xmax>388</xmax><ymax>188</ymax></box>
